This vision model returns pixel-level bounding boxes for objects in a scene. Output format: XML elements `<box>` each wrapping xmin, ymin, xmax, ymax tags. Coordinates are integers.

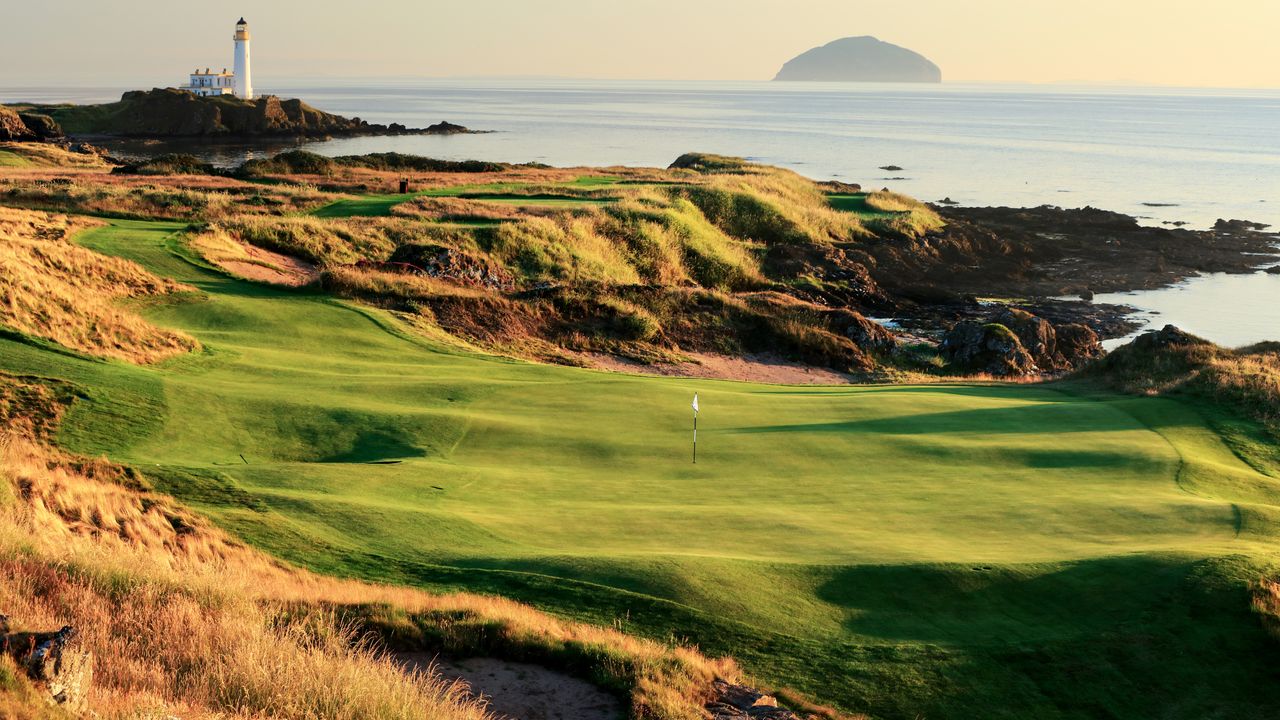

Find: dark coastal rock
<box><xmin>879</xmin><ymin>165</ymin><xmax>904</xmax><ymax>171</ymax></box>
<box><xmin>1132</xmin><ymin>324</ymin><xmax>1209</xmax><ymax>351</ymax></box>
<box><xmin>1055</xmin><ymin>322</ymin><xmax>1105</xmax><ymax>366</ymax></box>
<box><xmin>828</xmin><ymin>309</ymin><xmax>898</xmax><ymax>353</ymax></box>
<box><xmin>425</xmin><ymin>120</ymin><xmax>471</xmax><ymax>135</ymax></box>
<box><xmin>903</xmin><ymin>204</ymin><xmax>1280</xmax><ymax>303</ymax></box>
<box><xmin>1266</xmin><ymin>265</ymin><xmax>1280</xmax><ymax>275</ymax></box>
<box><xmin>18</xmin><ymin>113</ymin><xmax>63</xmax><ymax>140</ymax></box>
<box><xmin>774</xmin><ymin>36</ymin><xmax>942</xmax><ymax>83</ymax></box>
<box><xmin>994</xmin><ymin>308</ymin><xmax>1055</xmax><ymax>361</ymax></box>
<box><xmin>940</xmin><ymin>321</ymin><xmax>1037</xmax><ymax>376</ymax></box>
<box><xmin>986</xmin><ymin>308</ymin><xmax>1102</xmax><ymax>371</ymax></box>
<box><xmin>1214</xmin><ymin>218</ymin><xmax>1272</xmax><ymax>232</ymax></box>
<box><xmin>0</xmin><ymin>106</ymin><xmax>36</xmax><ymax>141</ymax></box>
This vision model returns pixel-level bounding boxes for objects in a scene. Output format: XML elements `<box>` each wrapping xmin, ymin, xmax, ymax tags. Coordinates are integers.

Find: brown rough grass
<box><xmin>0</xmin><ymin>207</ymin><xmax>198</xmax><ymax>363</ymax></box>
<box><xmin>0</xmin><ymin>171</ymin><xmax>333</xmax><ymax>221</ymax></box>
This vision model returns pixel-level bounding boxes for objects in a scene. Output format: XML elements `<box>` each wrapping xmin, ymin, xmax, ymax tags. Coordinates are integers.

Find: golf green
<box><xmin>8</xmin><ymin>217</ymin><xmax>1280</xmax><ymax>719</ymax></box>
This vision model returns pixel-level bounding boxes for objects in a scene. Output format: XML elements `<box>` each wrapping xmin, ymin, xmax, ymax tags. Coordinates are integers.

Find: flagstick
<box><xmin>693</xmin><ymin>410</ymin><xmax>697</xmax><ymax>464</ymax></box>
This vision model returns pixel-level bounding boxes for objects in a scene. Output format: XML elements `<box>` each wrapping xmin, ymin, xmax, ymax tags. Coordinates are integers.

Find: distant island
<box><xmin>774</xmin><ymin>36</ymin><xmax>941</xmax><ymax>83</ymax></box>
<box><xmin>4</xmin><ymin>88</ymin><xmax>474</xmax><ymax>140</ymax></box>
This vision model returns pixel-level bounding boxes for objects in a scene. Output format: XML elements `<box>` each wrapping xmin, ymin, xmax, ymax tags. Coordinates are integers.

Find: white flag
<box><xmin>692</xmin><ymin>393</ymin><xmax>699</xmax><ymax>414</ymax></box>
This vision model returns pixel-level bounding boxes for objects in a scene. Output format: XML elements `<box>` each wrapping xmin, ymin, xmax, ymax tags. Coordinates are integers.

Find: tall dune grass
<box><xmin>0</xmin><ymin>208</ymin><xmax>198</xmax><ymax>362</ymax></box>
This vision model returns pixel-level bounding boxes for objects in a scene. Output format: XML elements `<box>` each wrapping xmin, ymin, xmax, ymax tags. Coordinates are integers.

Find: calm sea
<box><xmin>4</xmin><ymin>78</ymin><xmax>1279</xmax><ymax>344</ymax></box>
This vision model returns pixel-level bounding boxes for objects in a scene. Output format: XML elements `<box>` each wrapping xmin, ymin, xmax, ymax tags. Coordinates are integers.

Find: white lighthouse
<box><xmin>232</xmin><ymin>18</ymin><xmax>253</xmax><ymax>99</ymax></box>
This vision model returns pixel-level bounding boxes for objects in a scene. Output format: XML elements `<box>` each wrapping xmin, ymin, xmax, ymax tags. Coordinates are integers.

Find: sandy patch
<box><xmin>397</xmin><ymin>654</ymin><xmax>623</xmax><ymax>720</ymax></box>
<box><xmin>586</xmin><ymin>351</ymin><xmax>853</xmax><ymax>385</ymax></box>
<box><xmin>207</xmin><ymin>240</ymin><xmax>318</xmax><ymax>287</ymax></box>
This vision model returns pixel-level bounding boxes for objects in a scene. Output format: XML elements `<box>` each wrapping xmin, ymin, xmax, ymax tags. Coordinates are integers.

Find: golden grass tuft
<box><xmin>0</xmin><ymin>207</ymin><xmax>199</xmax><ymax>363</ymax></box>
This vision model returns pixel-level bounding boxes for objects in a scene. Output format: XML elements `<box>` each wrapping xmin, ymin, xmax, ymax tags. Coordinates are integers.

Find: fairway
<box><xmin>9</xmin><ymin>218</ymin><xmax>1280</xmax><ymax>718</ymax></box>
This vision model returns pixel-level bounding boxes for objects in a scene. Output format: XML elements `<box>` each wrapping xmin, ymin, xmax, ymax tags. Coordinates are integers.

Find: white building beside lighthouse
<box><xmin>180</xmin><ymin>19</ymin><xmax>254</xmax><ymax>99</ymax></box>
<box><xmin>184</xmin><ymin>68</ymin><xmax>234</xmax><ymax>97</ymax></box>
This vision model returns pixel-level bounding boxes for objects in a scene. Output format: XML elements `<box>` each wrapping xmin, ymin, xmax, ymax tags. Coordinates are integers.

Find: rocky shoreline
<box><xmin>853</xmin><ymin>203</ymin><xmax>1277</xmax><ymax>346</ymax></box>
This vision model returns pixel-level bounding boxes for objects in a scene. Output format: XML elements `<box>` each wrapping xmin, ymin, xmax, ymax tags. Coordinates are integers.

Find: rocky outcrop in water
<box><xmin>774</xmin><ymin>36</ymin><xmax>941</xmax><ymax>83</ymax></box>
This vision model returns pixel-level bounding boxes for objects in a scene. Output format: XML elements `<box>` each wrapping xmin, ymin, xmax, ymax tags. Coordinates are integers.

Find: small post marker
<box><xmin>691</xmin><ymin>393</ymin><xmax>699</xmax><ymax>464</ymax></box>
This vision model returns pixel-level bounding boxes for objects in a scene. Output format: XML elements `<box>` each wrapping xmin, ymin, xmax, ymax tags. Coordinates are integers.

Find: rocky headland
<box><xmin>5</xmin><ymin>88</ymin><xmax>476</xmax><ymax>140</ymax></box>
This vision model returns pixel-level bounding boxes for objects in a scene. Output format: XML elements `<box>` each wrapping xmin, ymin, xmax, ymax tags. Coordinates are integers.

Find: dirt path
<box><xmin>586</xmin><ymin>351</ymin><xmax>853</xmax><ymax>385</ymax></box>
<box><xmin>397</xmin><ymin>654</ymin><xmax>624</xmax><ymax>720</ymax></box>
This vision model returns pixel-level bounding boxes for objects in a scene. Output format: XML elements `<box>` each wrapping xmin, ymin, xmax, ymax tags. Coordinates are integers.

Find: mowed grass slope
<box><xmin>6</xmin><ymin>218</ymin><xmax>1280</xmax><ymax>718</ymax></box>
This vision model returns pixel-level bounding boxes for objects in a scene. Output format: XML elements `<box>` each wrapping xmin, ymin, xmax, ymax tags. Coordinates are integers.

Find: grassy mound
<box><xmin>112</xmin><ymin>153</ymin><xmax>219</xmax><ymax>176</ymax></box>
<box><xmin>1085</xmin><ymin>324</ymin><xmax>1280</xmax><ymax>468</ymax></box>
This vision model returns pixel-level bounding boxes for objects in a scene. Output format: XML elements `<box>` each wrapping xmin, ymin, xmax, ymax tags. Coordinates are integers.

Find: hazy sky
<box><xmin>4</xmin><ymin>0</ymin><xmax>1278</xmax><ymax>88</ymax></box>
